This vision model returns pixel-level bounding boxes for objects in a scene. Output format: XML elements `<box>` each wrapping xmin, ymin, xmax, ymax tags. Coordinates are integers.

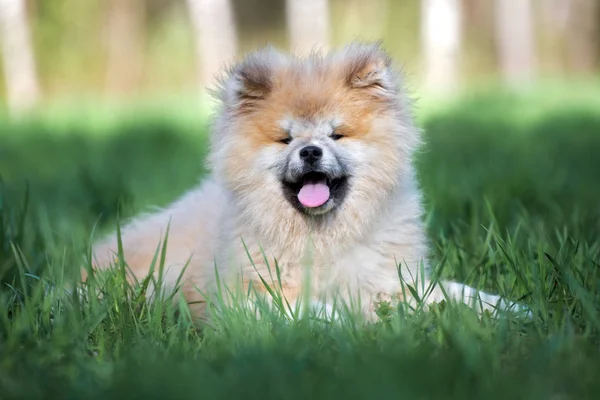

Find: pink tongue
<box><xmin>298</xmin><ymin>181</ymin><xmax>330</xmax><ymax>208</ymax></box>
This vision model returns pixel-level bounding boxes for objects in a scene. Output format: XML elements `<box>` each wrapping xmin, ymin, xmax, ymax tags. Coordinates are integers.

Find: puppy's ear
<box><xmin>219</xmin><ymin>47</ymin><xmax>283</xmax><ymax>113</ymax></box>
<box><xmin>341</xmin><ymin>42</ymin><xmax>397</xmax><ymax>98</ymax></box>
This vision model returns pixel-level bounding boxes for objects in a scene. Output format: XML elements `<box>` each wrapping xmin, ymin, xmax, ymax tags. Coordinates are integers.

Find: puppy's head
<box><xmin>209</xmin><ymin>42</ymin><xmax>420</xmax><ymax>219</ymax></box>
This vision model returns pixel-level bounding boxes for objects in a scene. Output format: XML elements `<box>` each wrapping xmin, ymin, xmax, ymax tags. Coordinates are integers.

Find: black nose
<box><xmin>299</xmin><ymin>145</ymin><xmax>323</xmax><ymax>164</ymax></box>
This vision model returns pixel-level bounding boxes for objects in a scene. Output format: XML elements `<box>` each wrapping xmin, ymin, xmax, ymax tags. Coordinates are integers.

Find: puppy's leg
<box><xmin>424</xmin><ymin>280</ymin><xmax>531</xmax><ymax>316</ymax></box>
<box><xmin>236</xmin><ymin>279</ymin><xmax>302</xmax><ymax>319</ymax></box>
<box><xmin>84</xmin><ymin>180</ymin><xmax>227</xmax><ymax>322</ymax></box>
<box><xmin>238</xmin><ymin>278</ymin><xmax>339</xmax><ymax>321</ymax></box>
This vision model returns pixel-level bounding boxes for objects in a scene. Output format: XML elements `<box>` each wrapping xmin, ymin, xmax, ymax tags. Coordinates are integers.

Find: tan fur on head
<box><xmin>88</xmin><ymin>42</ymin><xmax>530</xmax><ymax>323</ymax></box>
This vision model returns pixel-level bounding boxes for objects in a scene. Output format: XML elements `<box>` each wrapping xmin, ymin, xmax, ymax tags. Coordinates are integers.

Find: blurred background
<box><xmin>1</xmin><ymin>0</ymin><xmax>599</xmax><ymax>114</ymax></box>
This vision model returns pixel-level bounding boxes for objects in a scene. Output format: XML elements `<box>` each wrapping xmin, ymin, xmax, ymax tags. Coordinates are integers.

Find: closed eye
<box><xmin>330</xmin><ymin>132</ymin><xmax>344</xmax><ymax>141</ymax></box>
<box><xmin>279</xmin><ymin>136</ymin><xmax>292</xmax><ymax>145</ymax></box>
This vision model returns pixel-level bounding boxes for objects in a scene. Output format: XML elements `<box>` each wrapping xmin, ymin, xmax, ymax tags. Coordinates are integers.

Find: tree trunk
<box><xmin>186</xmin><ymin>0</ymin><xmax>238</xmax><ymax>92</ymax></box>
<box><xmin>493</xmin><ymin>0</ymin><xmax>537</xmax><ymax>87</ymax></box>
<box><xmin>421</xmin><ymin>0</ymin><xmax>462</xmax><ymax>93</ymax></box>
<box><xmin>539</xmin><ymin>0</ymin><xmax>570</xmax><ymax>73</ymax></box>
<box><xmin>285</xmin><ymin>0</ymin><xmax>330</xmax><ymax>55</ymax></box>
<box><xmin>566</xmin><ymin>0</ymin><xmax>599</xmax><ymax>73</ymax></box>
<box><xmin>0</xmin><ymin>0</ymin><xmax>40</xmax><ymax>113</ymax></box>
<box><xmin>104</xmin><ymin>0</ymin><xmax>146</xmax><ymax>95</ymax></box>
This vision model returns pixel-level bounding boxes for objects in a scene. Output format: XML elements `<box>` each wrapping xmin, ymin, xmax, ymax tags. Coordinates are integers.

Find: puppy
<box><xmin>87</xmin><ymin>42</ymin><xmax>526</xmax><ymax>322</ymax></box>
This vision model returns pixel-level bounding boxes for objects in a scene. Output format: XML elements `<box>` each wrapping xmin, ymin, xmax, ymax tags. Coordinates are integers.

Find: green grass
<box><xmin>1</xmin><ymin>89</ymin><xmax>600</xmax><ymax>399</ymax></box>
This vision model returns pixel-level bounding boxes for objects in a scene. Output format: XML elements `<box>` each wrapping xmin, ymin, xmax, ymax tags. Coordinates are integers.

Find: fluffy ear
<box><xmin>340</xmin><ymin>42</ymin><xmax>397</xmax><ymax>97</ymax></box>
<box><xmin>219</xmin><ymin>47</ymin><xmax>284</xmax><ymax>112</ymax></box>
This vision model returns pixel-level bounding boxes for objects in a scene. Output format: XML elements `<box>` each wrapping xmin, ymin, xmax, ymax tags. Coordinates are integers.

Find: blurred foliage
<box><xmin>0</xmin><ymin>113</ymin><xmax>209</xmax><ymax>230</ymax></box>
<box><xmin>1</xmin><ymin>0</ymin><xmax>597</xmax><ymax>102</ymax></box>
<box><xmin>417</xmin><ymin>95</ymin><xmax>600</xmax><ymax>238</ymax></box>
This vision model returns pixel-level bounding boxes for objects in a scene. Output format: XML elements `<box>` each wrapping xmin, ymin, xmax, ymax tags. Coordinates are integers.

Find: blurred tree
<box><xmin>285</xmin><ymin>0</ymin><xmax>330</xmax><ymax>55</ymax></box>
<box><xmin>566</xmin><ymin>0</ymin><xmax>599</xmax><ymax>73</ymax></box>
<box><xmin>232</xmin><ymin>0</ymin><xmax>286</xmax><ymax>52</ymax></box>
<box><xmin>420</xmin><ymin>0</ymin><xmax>462</xmax><ymax>93</ymax></box>
<box><xmin>0</xmin><ymin>0</ymin><xmax>40</xmax><ymax>112</ymax></box>
<box><xmin>539</xmin><ymin>0</ymin><xmax>569</xmax><ymax>73</ymax></box>
<box><xmin>493</xmin><ymin>0</ymin><xmax>537</xmax><ymax>87</ymax></box>
<box><xmin>28</xmin><ymin>0</ymin><xmax>106</xmax><ymax>97</ymax></box>
<box><xmin>460</xmin><ymin>0</ymin><xmax>496</xmax><ymax>82</ymax></box>
<box><xmin>104</xmin><ymin>0</ymin><xmax>146</xmax><ymax>95</ymax></box>
<box><xmin>186</xmin><ymin>0</ymin><xmax>237</xmax><ymax>93</ymax></box>
<box><xmin>336</xmin><ymin>0</ymin><xmax>388</xmax><ymax>43</ymax></box>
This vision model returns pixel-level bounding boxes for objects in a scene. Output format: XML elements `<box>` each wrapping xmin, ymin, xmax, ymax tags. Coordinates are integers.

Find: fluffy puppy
<box><xmin>87</xmin><ymin>42</ymin><xmax>524</xmax><ymax>321</ymax></box>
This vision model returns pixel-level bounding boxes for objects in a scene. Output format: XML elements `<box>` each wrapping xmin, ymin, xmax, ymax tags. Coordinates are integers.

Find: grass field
<box><xmin>1</xmin><ymin>88</ymin><xmax>600</xmax><ymax>399</ymax></box>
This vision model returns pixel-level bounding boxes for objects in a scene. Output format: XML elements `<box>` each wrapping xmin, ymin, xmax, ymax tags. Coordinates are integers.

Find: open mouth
<box><xmin>282</xmin><ymin>171</ymin><xmax>349</xmax><ymax>214</ymax></box>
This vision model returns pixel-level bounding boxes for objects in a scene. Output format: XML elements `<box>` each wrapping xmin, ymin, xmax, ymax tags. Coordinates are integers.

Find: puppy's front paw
<box><xmin>307</xmin><ymin>300</ymin><xmax>337</xmax><ymax>320</ymax></box>
<box><xmin>287</xmin><ymin>299</ymin><xmax>339</xmax><ymax>321</ymax></box>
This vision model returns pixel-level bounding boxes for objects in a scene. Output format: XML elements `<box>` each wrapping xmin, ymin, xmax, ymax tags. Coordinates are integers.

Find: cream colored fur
<box><xmin>88</xmin><ymin>42</ymin><xmax>527</xmax><ymax>323</ymax></box>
